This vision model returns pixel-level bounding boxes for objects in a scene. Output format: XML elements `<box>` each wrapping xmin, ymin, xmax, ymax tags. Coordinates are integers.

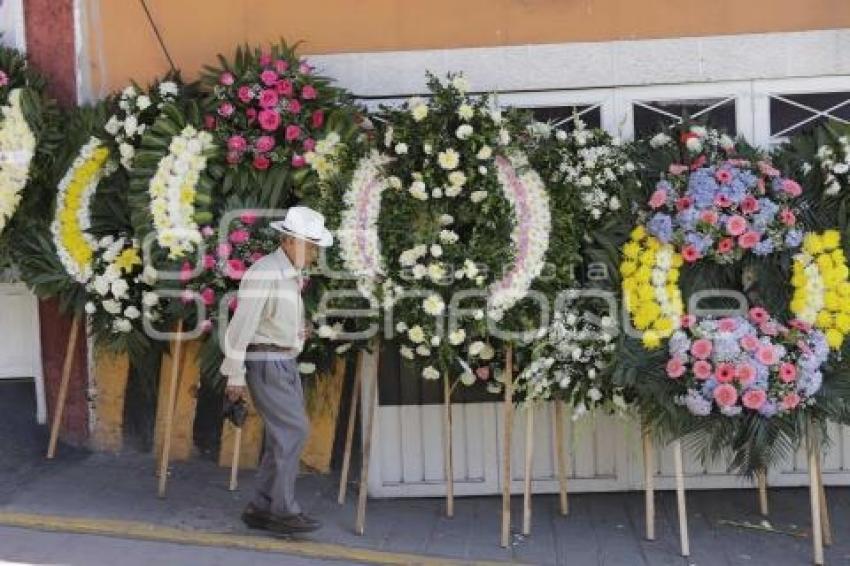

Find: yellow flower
<box><xmin>642</xmin><ymin>330</ymin><xmax>661</xmax><ymax>349</ymax></box>
<box><xmin>620</xmin><ymin>261</ymin><xmax>638</xmax><ymax>277</ymax></box>
<box><xmin>114</xmin><ymin>248</ymin><xmax>142</xmax><ymax>274</ymax></box>
<box><xmin>817</xmin><ymin>311</ymin><xmax>834</xmax><ymax>329</ymax></box>
<box><xmin>630</xmin><ymin>226</ymin><xmax>647</xmax><ymax>241</ymax></box>
<box><xmin>623</xmin><ymin>241</ymin><xmax>640</xmax><ymax>259</ymax></box>
<box><xmin>803</xmin><ymin>233</ymin><xmax>824</xmax><ymax>255</ymax></box>
<box><xmin>822</xmin><ymin>230</ymin><xmax>841</xmax><ymax>251</ymax></box>
<box><xmin>826</xmin><ymin>329</ymin><xmax>844</xmax><ymax>349</ymax></box>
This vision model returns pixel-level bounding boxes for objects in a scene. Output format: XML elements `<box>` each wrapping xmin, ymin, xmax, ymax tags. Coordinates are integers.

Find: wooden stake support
<box><xmin>807</xmin><ymin>419</ymin><xmax>824</xmax><ymax>565</ymax></box>
<box><xmin>46</xmin><ymin>313</ymin><xmax>81</xmax><ymax>459</ymax></box>
<box><xmin>522</xmin><ymin>404</ymin><xmax>534</xmax><ymax>535</ymax></box>
<box><xmin>814</xmin><ymin>447</ymin><xmax>832</xmax><ymax>547</ymax></box>
<box><xmin>355</xmin><ymin>348</ymin><xmax>379</xmax><ymax>535</ymax></box>
<box><xmin>553</xmin><ymin>401</ymin><xmax>569</xmax><ymax>516</ymax></box>
<box><xmin>157</xmin><ymin>319</ymin><xmax>184</xmax><ymax>498</ymax></box>
<box><xmin>642</xmin><ymin>425</ymin><xmax>655</xmax><ymax>541</ymax></box>
<box><xmin>501</xmin><ymin>345</ymin><xmax>514</xmax><ymax>548</ymax></box>
<box><xmin>442</xmin><ymin>373</ymin><xmax>455</xmax><ymax>518</ymax></box>
<box><xmin>673</xmin><ymin>439</ymin><xmax>690</xmax><ymax>557</ymax></box>
<box><xmin>337</xmin><ymin>354</ymin><xmax>362</xmax><ymax>504</ymax></box>
<box><xmin>757</xmin><ymin>469</ymin><xmax>769</xmax><ymax>517</ymax></box>
<box><xmin>228</xmin><ymin>426</ymin><xmax>242</xmax><ymax>491</ymax></box>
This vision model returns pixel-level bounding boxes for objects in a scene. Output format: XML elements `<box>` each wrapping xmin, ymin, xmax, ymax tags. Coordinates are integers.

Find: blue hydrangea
<box><xmin>647</xmin><ymin>213</ymin><xmax>673</xmax><ymax>242</ymax></box>
<box><xmin>669</xmin><ymin>331</ymin><xmax>692</xmax><ymax>356</ymax></box>
<box><xmin>712</xmin><ymin>336</ymin><xmax>741</xmax><ymax>361</ymax></box>
<box><xmin>684</xmin><ymin>232</ymin><xmax>714</xmax><ymax>254</ymax></box>
<box><xmin>684</xmin><ymin>389</ymin><xmax>712</xmax><ymax>416</ymax></box>
<box><xmin>720</xmin><ymin>405</ymin><xmax>743</xmax><ymax>417</ymax></box>
<box><xmin>753</xmin><ymin>239</ymin><xmax>774</xmax><ymax>256</ymax></box>
<box><xmin>785</xmin><ymin>229</ymin><xmax>803</xmax><ymax>248</ymax></box>
<box><xmin>677</xmin><ymin>207</ymin><xmax>699</xmax><ymax>230</ymax></box>
<box><xmin>758</xmin><ymin>400</ymin><xmax>778</xmax><ymax>418</ymax></box>
<box><xmin>798</xmin><ymin>369</ymin><xmax>823</xmax><ymax>397</ymax></box>
<box><xmin>686</xmin><ymin>168</ymin><xmax>720</xmax><ymax>209</ymax></box>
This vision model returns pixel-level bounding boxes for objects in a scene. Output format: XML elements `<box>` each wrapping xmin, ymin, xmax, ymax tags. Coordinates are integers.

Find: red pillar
<box><xmin>25</xmin><ymin>0</ymin><xmax>90</xmax><ymax>446</ymax></box>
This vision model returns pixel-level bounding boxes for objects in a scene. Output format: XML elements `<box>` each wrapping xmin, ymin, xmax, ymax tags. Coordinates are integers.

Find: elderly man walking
<box><xmin>220</xmin><ymin>206</ymin><xmax>332</xmax><ymax>535</ymax></box>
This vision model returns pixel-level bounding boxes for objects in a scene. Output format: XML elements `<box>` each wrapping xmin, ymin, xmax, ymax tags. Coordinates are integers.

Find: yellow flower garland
<box><xmin>621</xmin><ymin>225</ymin><xmax>684</xmax><ymax>349</ymax></box>
<box><xmin>791</xmin><ymin>229</ymin><xmax>850</xmax><ymax>349</ymax></box>
<box><xmin>51</xmin><ymin>138</ymin><xmax>111</xmax><ymax>283</ymax></box>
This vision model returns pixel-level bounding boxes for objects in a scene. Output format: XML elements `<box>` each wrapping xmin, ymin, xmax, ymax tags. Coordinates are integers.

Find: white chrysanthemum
<box><xmin>422</xmin><ymin>294</ymin><xmax>445</xmax><ymax>316</ymax></box>
<box><xmin>457</xmin><ymin>103</ymin><xmax>474</xmax><ymax>120</ymax></box>
<box><xmin>437</xmin><ymin>149</ymin><xmax>460</xmax><ymax>170</ymax></box>
<box><xmin>298</xmin><ymin>362</ymin><xmax>316</xmax><ymax>374</ymax></box>
<box><xmin>422</xmin><ymin>366</ymin><xmax>441</xmax><ymax>380</ymax></box>
<box><xmin>0</xmin><ymin>90</ymin><xmax>35</xmax><ymax>236</ymax></box>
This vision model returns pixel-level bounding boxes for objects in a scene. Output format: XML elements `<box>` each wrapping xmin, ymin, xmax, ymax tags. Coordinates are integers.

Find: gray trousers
<box><xmin>245</xmin><ymin>357</ymin><xmax>309</xmax><ymax>517</ymax></box>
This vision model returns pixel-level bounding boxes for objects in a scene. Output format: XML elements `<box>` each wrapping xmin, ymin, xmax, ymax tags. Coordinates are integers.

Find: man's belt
<box><xmin>247</xmin><ymin>344</ymin><xmax>297</xmax><ymax>355</ymax></box>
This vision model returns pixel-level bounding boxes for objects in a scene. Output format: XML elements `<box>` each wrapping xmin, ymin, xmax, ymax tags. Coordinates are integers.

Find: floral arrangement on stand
<box><xmin>201</xmin><ymin>41</ymin><xmax>360</xmax><ymax>208</ymax></box>
<box><xmin>515</xmin><ymin>294</ymin><xmax>625</xmax><ymax>417</ymax></box>
<box><xmin>129</xmin><ymin>101</ymin><xmax>218</xmax><ymax>260</ymax></box>
<box><xmin>358</xmin><ymin>73</ymin><xmax>564</xmax><ymax>392</ymax></box>
<box><xmin>639</xmin><ymin>125</ymin><xmax>804</xmax><ymax>264</ymax></box>
<box><xmin>666</xmin><ymin>308</ymin><xmax>829</xmax><ymax>418</ymax></box>
<box><xmin>790</xmin><ymin>229</ymin><xmax>850</xmax><ymax>349</ymax></box>
<box><xmin>85</xmin><ymin>235</ymin><xmax>163</xmax><ymax>357</ymax></box>
<box><xmin>0</xmin><ymin>44</ymin><xmax>60</xmax><ymax>268</ymax></box>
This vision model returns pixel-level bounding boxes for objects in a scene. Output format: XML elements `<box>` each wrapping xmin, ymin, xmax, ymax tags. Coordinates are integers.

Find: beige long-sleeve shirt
<box><xmin>220</xmin><ymin>248</ymin><xmax>305</xmax><ymax>387</ymax></box>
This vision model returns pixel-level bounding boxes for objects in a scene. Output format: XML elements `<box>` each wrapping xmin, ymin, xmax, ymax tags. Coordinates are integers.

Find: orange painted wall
<box><xmin>85</xmin><ymin>0</ymin><xmax>850</xmax><ymax>94</ymax></box>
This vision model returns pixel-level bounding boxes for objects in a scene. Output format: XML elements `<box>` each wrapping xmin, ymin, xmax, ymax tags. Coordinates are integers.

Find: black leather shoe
<box><xmin>266</xmin><ymin>513</ymin><xmax>322</xmax><ymax>534</ymax></box>
<box><xmin>241</xmin><ymin>503</ymin><xmax>273</xmax><ymax>530</ymax></box>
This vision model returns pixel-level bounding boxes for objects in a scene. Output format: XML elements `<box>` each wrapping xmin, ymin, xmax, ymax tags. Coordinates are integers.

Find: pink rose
<box><xmin>274</xmin><ymin>59</ymin><xmax>289</xmax><ymax>73</ymax></box>
<box><xmin>180</xmin><ymin>289</ymin><xmax>194</xmax><ymax>304</ymax></box>
<box><xmin>758</xmin><ymin>161</ymin><xmax>780</xmax><ymax>177</ymax></box>
<box><xmin>299</xmin><ymin>61</ymin><xmax>313</xmax><ymax>74</ymax></box>
<box><xmin>252</xmin><ymin>155</ymin><xmax>271</xmax><ymax>170</ymax></box>
<box><xmin>716</xmin><ymin>362</ymin><xmax>736</xmax><ymax>383</ymax></box>
<box><xmin>202</xmin><ymin>254</ymin><xmax>216</xmax><ymax>270</ymax></box>
<box><xmin>276</xmin><ymin>79</ymin><xmax>294</xmax><ymax>97</ymax></box>
<box><xmin>700</xmin><ymin>210</ymin><xmax>719</xmax><ymax>225</ymax></box>
<box><xmin>691</xmin><ymin>338</ymin><xmax>713</xmax><ymax>360</ymax></box>
<box><xmin>682</xmin><ymin>245</ymin><xmax>701</xmax><ymax>263</ymax></box>
<box><xmin>255</xmin><ymin>135</ymin><xmax>276</xmax><ymax>152</ymax></box>
<box><xmin>301</xmin><ymin>84</ymin><xmax>318</xmax><ymax>100</ymax></box>
<box><xmin>240</xmin><ymin>211</ymin><xmax>257</xmax><ymax>225</ymax></box>
<box><xmin>741</xmin><ymin>196</ymin><xmax>760</xmax><ymax>214</ymax></box>
<box><xmin>226</xmin><ymin>259</ymin><xmax>247</xmax><ymax>280</ymax></box>
<box><xmin>288</xmin><ymin>99</ymin><xmax>302</xmax><ymax>114</ymax></box>
<box><xmin>681</xmin><ymin>314</ymin><xmax>696</xmax><ymax>328</ymax></box>
<box><xmin>201</xmin><ymin>225</ymin><xmax>215</xmax><ymax>237</ymax></box>
<box><xmin>725</xmin><ymin>215</ymin><xmax>748</xmax><ymax>236</ymax></box>
<box><xmin>693</xmin><ymin>360</ymin><xmax>713</xmax><ymax>380</ymax></box>
<box><xmin>717</xmin><ymin>317</ymin><xmax>738</xmax><ymax>332</ymax></box>
<box><xmin>291</xmin><ymin>154</ymin><xmax>306</xmax><ymax>168</ymax></box>
<box><xmin>216</xmin><ymin>242</ymin><xmax>232</xmax><ymax>258</ymax></box>
<box><xmin>228</xmin><ymin>297</ymin><xmax>239</xmax><ymax>312</ymax></box>
<box><xmin>715</xmin><ymin>168</ymin><xmax>733</xmax><ymax>184</ymax></box>
<box><xmin>311</xmin><ymin>109</ymin><xmax>325</xmax><ymax>128</ymax></box>
<box><xmin>779</xmin><ymin>362</ymin><xmax>797</xmax><ymax>383</ymax></box>
<box><xmin>714</xmin><ymin>384</ymin><xmax>738</xmax><ymax>408</ymax></box>
<box><xmin>748</xmin><ymin>307</ymin><xmax>769</xmax><ymax>324</ymax></box>
<box><xmin>676</xmin><ymin>197</ymin><xmax>692</xmax><ymax>211</ymax></box>
<box><xmin>285</xmin><ymin>124</ymin><xmax>302</xmax><ymax>141</ymax></box>
<box><xmin>200</xmin><ymin>319</ymin><xmax>213</xmax><ymax>333</ymax></box>
<box><xmin>690</xmin><ymin>155</ymin><xmax>707</xmax><ymax>170</ymax></box>
<box><xmin>781</xmin><ymin>393</ymin><xmax>801</xmax><ymax>410</ymax></box>
<box><xmin>259</xmin><ymin>88</ymin><xmax>279</xmax><ymax>108</ymax></box>
<box><xmin>475</xmin><ymin>366</ymin><xmax>491</xmax><ymax>381</ymax></box>
<box><xmin>219</xmin><ymin>72</ymin><xmax>235</xmax><ymax>86</ymax></box>
<box><xmin>260</xmin><ymin>69</ymin><xmax>278</xmax><ymax>86</ymax></box>
<box><xmin>717</xmin><ymin>237</ymin><xmax>734</xmax><ymax>254</ymax></box>
<box><xmin>738</xmin><ymin>231</ymin><xmax>761</xmax><ymax>249</ymax></box>
<box><xmin>229</xmin><ymin>229</ymin><xmax>250</xmax><ymax>244</ymax></box>
<box><xmin>217</xmin><ymin>102</ymin><xmax>235</xmax><ymax>117</ymax></box>
<box><xmin>742</xmin><ymin>389</ymin><xmax>767</xmax><ymax>411</ymax></box>
<box><xmin>258</xmin><ymin>109</ymin><xmax>281</xmax><ymax>132</ymax></box>
<box><xmin>303</xmin><ymin>137</ymin><xmax>316</xmax><ymax>152</ymax></box>
<box><xmin>666</xmin><ymin>356</ymin><xmax>686</xmax><ymax>379</ymax></box>
<box><xmin>740</xmin><ymin>334</ymin><xmax>760</xmax><ymax>351</ymax></box>
<box><xmin>259</xmin><ymin>52</ymin><xmax>272</xmax><ymax>66</ymax></box>
<box><xmin>179</xmin><ymin>261</ymin><xmax>193</xmax><ymax>283</ymax></box>
<box><xmin>782</xmin><ymin>179</ymin><xmax>803</xmax><ymax>197</ymax></box>
<box><xmin>245</xmin><ymin>107</ymin><xmax>258</xmax><ymax>123</ymax></box>
<box><xmin>779</xmin><ymin>208</ymin><xmax>796</xmax><ymax>226</ymax></box>
<box><xmin>200</xmin><ymin>287</ymin><xmax>216</xmax><ymax>306</ymax></box>
<box><xmin>715</xmin><ymin>194</ymin><xmax>733</xmax><ymax>208</ymax></box>
<box><xmin>226</xmin><ymin>151</ymin><xmax>241</xmax><ymax>165</ymax></box>
<box><xmin>736</xmin><ymin>363</ymin><xmax>756</xmax><ymax>385</ymax></box>
<box><xmin>237</xmin><ymin>86</ymin><xmax>253</xmax><ymax>103</ymax></box>
<box><xmin>756</xmin><ymin>344</ymin><xmax>778</xmax><ymax>366</ymax></box>
<box><xmin>227</xmin><ymin>135</ymin><xmax>247</xmax><ymax>152</ymax></box>
<box><xmin>760</xmin><ymin>321</ymin><xmax>780</xmax><ymax>336</ymax></box>
<box><xmin>0</xmin><ymin>71</ymin><xmax>8</xmax><ymax>87</ymax></box>
<box><xmin>203</xmin><ymin>114</ymin><xmax>216</xmax><ymax>130</ymax></box>
<box><xmin>668</xmin><ymin>164</ymin><xmax>688</xmax><ymax>175</ymax></box>
<box><xmin>648</xmin><ymin>189</ymin><xmax>667</xmax><ymax>209</ymax></box>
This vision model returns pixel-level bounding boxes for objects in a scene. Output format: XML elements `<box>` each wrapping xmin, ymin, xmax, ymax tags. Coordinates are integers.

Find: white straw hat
<box><xmin>270</xmin><ymin>206</ymin><xmax>333</xmax><ymax>247</ymax></box>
